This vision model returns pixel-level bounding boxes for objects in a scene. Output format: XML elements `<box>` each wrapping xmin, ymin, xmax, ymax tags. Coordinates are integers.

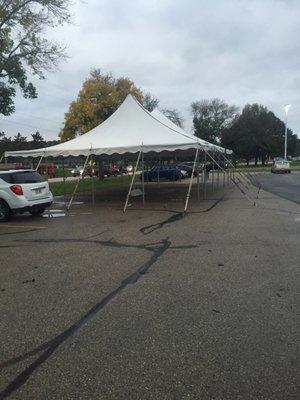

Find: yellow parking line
<box><xmin>0</xmin><ymin>224</ymin><xmax>47</xmax><ymax>229</ymax></box>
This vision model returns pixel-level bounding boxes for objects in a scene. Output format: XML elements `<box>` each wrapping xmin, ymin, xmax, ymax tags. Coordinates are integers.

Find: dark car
<box><xmin>140</xmin><ymin>165</ymin><xmax>182</xmax><ymax>181</ymax></box>
<box><xmin>177</xmin><ymin>162</ymin><xmax>200</xmax><ymax>177</ymax></box>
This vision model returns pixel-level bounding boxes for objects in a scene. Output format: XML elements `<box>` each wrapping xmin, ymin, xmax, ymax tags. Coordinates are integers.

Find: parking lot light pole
<box><xmin>284</xmin><ymin>104</ymin><xmax>291</xmax><ymax>160</ymax></box>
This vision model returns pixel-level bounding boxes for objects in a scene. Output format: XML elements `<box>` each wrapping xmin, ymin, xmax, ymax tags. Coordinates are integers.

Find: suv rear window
<box><xmin>0</xmin><ymin>173</ymin><xmax>13</xmax><ymax>183</ymax></box>
<box><xmin>12</xmin><ymin>171</ymin><xmax>45</xmax><ymax>184</ymax></box>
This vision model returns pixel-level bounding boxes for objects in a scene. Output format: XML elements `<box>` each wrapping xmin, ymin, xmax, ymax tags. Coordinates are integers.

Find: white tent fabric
<box><xmin>150</xmin><ymin>108</ymin><xmax>231</xmax><ymax>154</ymax></box>
<box><xmin>5</xmin><ymin>94</ymin><xmax>229</xmax><ymax>158</ymax></box>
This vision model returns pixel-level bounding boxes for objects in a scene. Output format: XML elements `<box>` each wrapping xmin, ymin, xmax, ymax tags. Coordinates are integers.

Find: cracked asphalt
<box><xmin>0</xmin><ymin>179</ymin><xmax>299</xmax><ymax>399</ymax></box>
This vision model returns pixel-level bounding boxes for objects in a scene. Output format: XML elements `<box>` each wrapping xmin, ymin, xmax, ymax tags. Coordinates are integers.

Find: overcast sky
<box><xmin>1</xmin><ymin>0</ymin><xmax>300</xmax><ymax>140</ymax></box>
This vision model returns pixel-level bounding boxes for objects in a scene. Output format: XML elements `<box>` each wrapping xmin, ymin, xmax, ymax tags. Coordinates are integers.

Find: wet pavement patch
<box><xmin>42</xmin><ymin>209</ymin><xmax>66</xmax><ymax>218</ymax></box>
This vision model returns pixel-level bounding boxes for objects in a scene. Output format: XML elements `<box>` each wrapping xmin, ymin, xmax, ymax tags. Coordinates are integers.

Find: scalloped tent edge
<box><xmin>4</xmin><ymin>94</ymin><xmax>232</xmax><ymax>159</ymax></box>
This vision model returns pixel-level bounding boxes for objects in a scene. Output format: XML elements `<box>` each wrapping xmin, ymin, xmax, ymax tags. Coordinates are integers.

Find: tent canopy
<box><xmin>150</xmin><ymin>108</ymin><xmax>230</xmax><ymax>154</ymax></box>
<box><xmin>5</xmin><ymin>94</ymin><xmax>231</xmax><ymax>158</ymax></box>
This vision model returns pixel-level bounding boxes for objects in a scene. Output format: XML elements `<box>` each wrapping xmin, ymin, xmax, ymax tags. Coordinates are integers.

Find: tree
<box><xmin>0</xmin><ymin>0</ymin><xmax>71</xmax><ymax>116</ymax></box>
<box><xmin>221</xmin><ymin>104</ymin><xmax>298</xmax><ymax>164</ymax></box>
<box><xmin>31</xmin><ymin>131</ymin><xmax>45</xmax><ymax>148</ymax></box>
<box><xmin>31</xmin><ymin>131</ymin><xmax>44</xmax><ymax>143</ymax></box>
<box><xmin>13</xmin><ymin>132</ymin><xmax>27</xmax><ymax>150</ymax></box>
<box><xmin>60</xmin><ymin>69</ymin><xmax>156</xmax><ymax>141</ymax></box>
<box><xmin>161</xmin><ymin>108</ymin><xmax>184</xmax><ymax>128</ymax></box>
<box><xmin>142</xmin><ymin>92</ymin><xmax>159</xmax><ymax>112</ymax></box>
<box><xmin>191</xmin><ymin>98</ymin><xmax>238</xmax><ymax>143</ymax></box>
<box><xmin>0</xmin><ymin>131</ymin><xmax>59</xmax><ymax>156</ymax></box>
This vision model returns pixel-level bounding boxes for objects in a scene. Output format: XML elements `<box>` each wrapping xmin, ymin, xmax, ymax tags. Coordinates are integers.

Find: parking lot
<box><xmin>253</xmin><ymin>171</ymin><xmax>300</xmax><ymax>205</ymax></box>
<box><xmin>0</xmin><ymin>178</ymin><xmax>299</xmax><ymax>399</ymax></box>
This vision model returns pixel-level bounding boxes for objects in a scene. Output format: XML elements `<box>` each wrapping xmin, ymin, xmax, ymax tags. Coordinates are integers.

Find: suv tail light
<box><xmin>10</xmin><ymin>184</ymin><xmax>23</xmax><ymax>195</ymax></box>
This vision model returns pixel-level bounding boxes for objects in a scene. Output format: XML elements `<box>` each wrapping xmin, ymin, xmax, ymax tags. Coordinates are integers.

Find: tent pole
<box><xmin>204</xmin><ymin>151</ymin><xmax>207</xmax><ymax>199</ymax></box>
<box><xmin>222</xmin><ymin>153</ymin><xmax>226</xmax><ymax>188</ymax></box>
<box><xmin>123</xmin><ymin>150</ymin><xmax>141</xmax><ymax>213</ymax></box>
<box><xmin>35</xmin><ymin>153</ymin><xmax>44</xmax><ymax>171</ymax></box>
<box><xmin>141</xmin><ymin>147</ymin><xmax>145</xmax><ymax>206</ymax></box>
<box><xmin>212</xmin><ymin>150</ymin><xmax>215</xmax><ymax>192</ymax></box>
<box><xmin>184</xmin><ymin>147</ymin><xmax>199</xmax><ymax>212</ymax></box>
<box><xmin>197</xmin><ymin>149</ymin><xmax>200</xmax><ymax>201</ymax></box>
<box><xmin>67</xmin><ymin>153</ymin><xmax>90</xmax><ymax>211</ymax></box>
<box><xmin>92</xmin><ymin>170</ymin><xmax>95</xmax><ymax>208</ymax></box>
<box><xmin>157</xmin><ymin>156</ymin><xmax>160</xmax><ymax>187</ymax></box>
<box><xmin>62</xmin><ymin>157</ymin><xmax>67</xmax><ymax>207</ymax></box>
<box><xmin>221</xmin><ymin>152</ymin><xmax>250</xmax><ymax>186</ymax></box>
<box><xmin>197</xmin><ymin>144</ymin><xmax>257</xmax><ymax>205</ymax></box>
<box><xmin>217</xmin><ymin>152</ymin><xmax>220</xmax><ymax>189</ymax></box>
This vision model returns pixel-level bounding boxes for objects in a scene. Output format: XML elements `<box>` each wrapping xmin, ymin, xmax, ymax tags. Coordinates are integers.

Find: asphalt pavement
<box><xmin>252</xmin><ymin>171</ymin><xmax>300</xmax><ymax>204</ymax></box>
<box><xmin>0</xmin><ymin>179</ymin><xmax>299</xmax><ymax>399</ymax></box>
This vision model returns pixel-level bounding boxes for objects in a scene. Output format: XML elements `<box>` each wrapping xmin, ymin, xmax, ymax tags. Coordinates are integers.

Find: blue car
<box><xmin>140</xmin><ymin>165</ymin><xmax>182</xmax><ymax>181</ymax></box>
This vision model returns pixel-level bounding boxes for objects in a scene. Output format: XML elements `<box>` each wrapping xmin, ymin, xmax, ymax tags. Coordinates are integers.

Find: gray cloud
<box><xmin>1</xmin><ymin>0</ymin><xmax>299</xmax><ymax>140</ymax></box>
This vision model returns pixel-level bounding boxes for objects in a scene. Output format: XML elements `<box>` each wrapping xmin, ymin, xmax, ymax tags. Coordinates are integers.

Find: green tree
<box><xmin>31</xmin><ymin>131</ymin><xmax>44</xmax><ymax>142</ymax></box>
<box><xmin>13</xmin><ymin>132</ymin><xmax>27</xmax><ymax>150</ymax></box>
<box><xmin>31</xmin><ymin>130</ymin><xmax>45</xmax><ymax>148</ymax></box>
<box><xmin>60</xmin><ymin>69</ymin><xmax>156</xmax><ymax>141</ymax></box>
<box><xmin>0</xmin><ymin>0</ymin><xmax>71</xmax><ymax>115</ymax></box>
<box><xmin>221</xmin><ymin>104</ymin><xmax>298</xmax><ymax>164</ymax></box>
<box><xmin>191</xmin><ymin>98</ymin><xmax>238</xmax><ymax>143</ymax></box>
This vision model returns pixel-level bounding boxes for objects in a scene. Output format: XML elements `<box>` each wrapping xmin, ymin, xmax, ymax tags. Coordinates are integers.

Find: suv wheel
<box><xmin>0</xmin><ymin>199</ymin><xmax>11</xmax><ymax>222</ymax></box>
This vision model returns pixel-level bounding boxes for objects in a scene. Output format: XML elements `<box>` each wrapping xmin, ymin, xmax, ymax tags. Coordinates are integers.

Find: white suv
<box><xmin>0</xmin><ymin>169</ymin><xmax>53</xmax><ymax>221</ymax></box>
<box><xmin>271</xmin><ymin>159</ymin><xmax>291</xmax><ymax>174</ymax></box>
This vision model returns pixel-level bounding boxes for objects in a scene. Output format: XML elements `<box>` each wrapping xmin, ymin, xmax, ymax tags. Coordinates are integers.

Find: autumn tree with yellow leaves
<box><xmin>60</xmin><ymin>69</ymin><xmax>158</xmax><ymax>141</ymax></box>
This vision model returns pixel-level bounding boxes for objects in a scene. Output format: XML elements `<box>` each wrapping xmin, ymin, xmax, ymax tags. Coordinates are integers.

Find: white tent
<box><xmin>150</xmin><ymin>108</ymin><xmax>231</xmax><ymax>154</ymax></box>
<box><xmin>4</xmin><ymin>94</ymin><xmax>223</xmax><ymax>159</ymax></box>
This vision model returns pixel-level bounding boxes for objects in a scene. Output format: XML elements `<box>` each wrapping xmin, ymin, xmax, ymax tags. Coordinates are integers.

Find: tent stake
<box><xmin>67</xmin><ymin>153</ymin><xmax>90</xmax><ymax>211</ymax></box>
<box><xmin>184</xmin><ymin>147</ymin><xmax>199</xmax><ymax>212</ymax></box>
<box><xmin>123</xmin><ymin>150</ymin><xmax>141</xmax><ymax>213</ymax></box>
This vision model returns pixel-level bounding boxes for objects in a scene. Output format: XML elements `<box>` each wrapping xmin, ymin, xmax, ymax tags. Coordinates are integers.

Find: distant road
<box><xmin>253</xmin><ymin>171</ymin><xmax>300</xmax><ymax>205</ymax></box>
<box><xmin>48</xmin><ymin>176</ymin><xmax>78</xmax><ymax>183</ymax></box>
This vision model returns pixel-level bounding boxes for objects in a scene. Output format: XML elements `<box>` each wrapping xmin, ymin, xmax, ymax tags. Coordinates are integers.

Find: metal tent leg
<box><xmin>184</xmin><ymin>148</ymin><xmax>199</xmax><ymax>212</ymax></box>
<box><xmin>67</xmin><ymin>153</ymin><xmax>90</xmax><ymax>211</ymax></box>
<box><xmin>123</xmin><ymin>151</ymin><xmax>141</xmax><ymax>213</ymax></box>
<box><xmin>204</xmin><ymin>151</ymin><xmax>207</xmax><ymax>199</ymax></box>
<box><xmin>212</xmin><ymin>150</ymin><xmax>215</xmax><ymax>192</ymax></box>
<box><xmin>62</xmin><ymin>158</ymin><xmax>67</xmax><ymax>207</ymax></box>
<box><xmin>141</xmin><ymin>149</ymin><xmax>145</xmax><ymax>206</ymax></box>
<box><xmin>35</xmin><ymin>154</ymin><xmax>44</xmax><ymax>171</ymax></box>
<box><xmin>197</xmin><ymin>150</ymin><xmax>200</xmax><ymax>201</ymax></box>
<box><xmin>217</xmin><ymin>153</ymin><xmax>220</xmax><ymax>189</ymax></box>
